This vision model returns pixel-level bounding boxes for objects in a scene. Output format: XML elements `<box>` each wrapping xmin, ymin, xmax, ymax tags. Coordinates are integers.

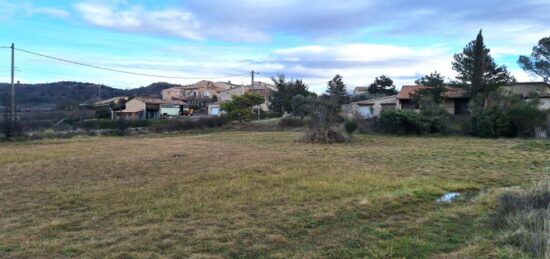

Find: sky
<box><xmin>0</xmin><ymin>0</ymin><xmax>549</xmax><ymax>93</ymax></box>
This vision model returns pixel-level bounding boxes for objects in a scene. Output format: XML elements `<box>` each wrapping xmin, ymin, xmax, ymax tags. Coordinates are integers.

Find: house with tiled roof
<box><xmin>161</xmin><ymin>80</ymin><xmax>238</xmax><ymax>107</ymax></box>
<box><xmin>115</xmin><ymin>97</ymin><xmax>187</xmax><ymax>120</ymax></box>
<box><xmin>502</xmin><ymin>82</ymin><xmax>550</xmax><ymax>110</ymax></box>
<box><xmin>218</xmin><ymin>81</ymin><xmax>277</xmax><ymax>111</ymax></box>
<box><xmin>397</xmin><ymin>85</ymin><xmax>470</xmax><ymax>115</ymax></box>
<box><xmin>353</xmin><ymin>86</ymin><xmax>369</xmax><ymax>96</ymax></box>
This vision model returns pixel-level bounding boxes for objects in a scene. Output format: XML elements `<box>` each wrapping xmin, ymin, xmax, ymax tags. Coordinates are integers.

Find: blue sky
<box><xmin>0</xmin><ymin>0</ymin><xmax>549</xmax><ymax>93</ymax></box>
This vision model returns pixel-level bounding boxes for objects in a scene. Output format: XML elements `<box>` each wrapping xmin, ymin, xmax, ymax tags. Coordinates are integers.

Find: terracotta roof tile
<box><xmin>397</xmin><ymin>85</ymin><xmax>468</xmax><ymax>99</ymax></box>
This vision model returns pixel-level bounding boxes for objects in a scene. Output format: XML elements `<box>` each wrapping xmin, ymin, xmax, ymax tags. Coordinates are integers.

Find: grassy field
<box><xmin>0</xmin><ymin>132</ymin><xmax>548</xmax><ymax>258</ymax></box>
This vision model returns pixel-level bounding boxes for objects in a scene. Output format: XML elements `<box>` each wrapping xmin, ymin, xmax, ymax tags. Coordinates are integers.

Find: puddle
<box><xmin>436</xmin><ymin>192</ymin><xmax>461</xmax><ymax>203</ymax></box>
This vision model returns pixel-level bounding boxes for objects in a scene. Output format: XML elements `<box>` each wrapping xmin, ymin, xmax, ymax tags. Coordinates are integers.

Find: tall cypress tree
<box><xmin>472</xmin><ymin>30</ymin><xmax>484</xmax><ymax>98</ymax></box>
<box><xmin>452</xmin><ymin>30</ymin><xmax>515</xmax><ymax>108</ymax></box>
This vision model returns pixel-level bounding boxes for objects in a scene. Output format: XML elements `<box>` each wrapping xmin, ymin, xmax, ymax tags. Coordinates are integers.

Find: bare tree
<box><xmin>300</xmin><ymin>96</ymin><xmax>351</xmax><ymax>144</ymax></box>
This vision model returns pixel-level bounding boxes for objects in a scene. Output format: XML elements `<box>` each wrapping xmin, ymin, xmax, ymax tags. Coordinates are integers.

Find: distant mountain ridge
<box><xmin>0</xmin><ymin>81</ymin><xmax>183</xmax><ymax>108</ymax></box>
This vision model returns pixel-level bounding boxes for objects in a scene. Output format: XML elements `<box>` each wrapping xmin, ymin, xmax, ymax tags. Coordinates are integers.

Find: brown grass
<box><xmin>0</xmin><ymin>132</ymin><xmax>548</xmax><ymax>257</ymax></box>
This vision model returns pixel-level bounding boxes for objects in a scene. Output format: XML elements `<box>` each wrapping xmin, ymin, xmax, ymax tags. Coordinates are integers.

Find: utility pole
<box><xmin>251</xmin><ymin>70</ymin><xmax>260</xmax><ymax>120</ymax></box>
<box><xmin>10</xmin><ymin>43</ymin><xmax>14</xmax><ymax>123</ymax></box>
<box><xmin>251</xmin><ymin>70</ymin><xmax>255</xmax><ymax>91</ymax></box>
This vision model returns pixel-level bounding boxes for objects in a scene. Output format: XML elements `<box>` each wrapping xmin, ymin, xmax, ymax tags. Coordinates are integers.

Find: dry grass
<box><xmin>0</xmin><ymin>132</ymin><xmax>548</xmax><ymax>258</ymax></box>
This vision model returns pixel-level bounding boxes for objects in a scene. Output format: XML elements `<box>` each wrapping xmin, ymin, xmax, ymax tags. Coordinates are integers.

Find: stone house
<box><xmin>353</xmin><ymin>86</ymin><xmax>369</xmax><ymax>96</ymax></box>
<box><xmin>353</xmin><ymin>95</ymin><xmax>398</xmax><ymax>118</ymax></box>
<box><xmin>397</xmin><ymin>85</ymin><xmax>470</xmax><ymax>115</ymax></box>
<box><xmin>218</xmin><ymin>81</ymin><xmax>277</xmax><ymax>111</ymax></box>
<box><xmin>502</xmin><ymin>82</ymin><xmax>550</xmax><ymax>110</ymax></box>
<box><xmin>161</xmin><ymin>80</ymin><xmax>238</xmax><ymax>106</ymax></box>
<box><xmin>115</xmin><ymin>97</ymin><xmax>187</xmax><ymax>120</ymax></box>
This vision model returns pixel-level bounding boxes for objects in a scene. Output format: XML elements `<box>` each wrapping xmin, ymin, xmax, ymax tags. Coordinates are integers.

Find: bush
<box><xmin>83</xmin><ymin>120</ymin><xmax>150</xmax><ymax>130</ymax></box>
<box><xmin>468</xmin><ymin>102</ymin><xmax>548</xmax><ymax>138</ymax></box>
<box><xmin>491</xmin><ymin>181</ymin><xmax>550</xmax><ymax>258</ymax></box>
<box><xmin>151</xmin><ymin>117</ymin><xmax>227</xmax><ymax>133</ymax></box>
<box><xmin>300</xmin><ymin>97</ymin><xmax>351</xmax><ymax>144</ymax></box>
<box><xmin>344</xmin><ymin>120</ymin><xmax>358</xmax><ymax>134</ymax></box>
<box><xmin>377</xmin><ymin>109</ymin><xmax>449</xmax><ymax>135</ymax></box>
<box><xmin>507</xmin><ymin>102</ymin><xmax>548</xmax><ymax>137</ymax></box>
<box><xmin>279</xmin><ymin>117</ymin><xmax>305</xmax><ymax>128</ymax></box>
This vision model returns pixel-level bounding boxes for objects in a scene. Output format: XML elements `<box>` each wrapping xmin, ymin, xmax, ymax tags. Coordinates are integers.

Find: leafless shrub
<box><xmin>300</xmin><ymin>97</ymin><xmax>351</xmax><ymax>144</ymax></box>
<box><xmin>492</xmin><ymin>181</ymin><xmax>550</xmax><ymax>258</ymax></box>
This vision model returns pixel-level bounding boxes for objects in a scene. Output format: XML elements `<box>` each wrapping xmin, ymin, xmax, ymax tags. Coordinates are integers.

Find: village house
<box><xmin>502</xmin><ymin>82</ymin><xmax>550</xmax><ymax>110</ymax></box>
<box><xmin>353</xmin><ymin>86</ymin><xmax>369</xmax><ymax>96</ymax></box>
<box><xmin>397</xmin><ymin>85</ymin><xmax>470</xmax><ymax>115</ymax></box>
<box><xmin>353</xmin><ymin>95</ymin><xmax>398</xmax><ymax>118</ymax></box>
<box><xmin>161</xmin><ymin>80</ymin><xmax>238</xmax><ymax>106</ymax></box>
<box><xmin>115</xmin><ymin>97</ymin><xmax>187</xmax><ymax>120</ymax></box>
<box><xmin>218</xmin><ymin>81</ymin><xmax>277</xmax><ymax>112</ymax></box>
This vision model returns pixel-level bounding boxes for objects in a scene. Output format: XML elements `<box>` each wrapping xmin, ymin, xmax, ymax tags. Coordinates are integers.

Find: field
<box><xmin>0</xmin><ymin>132</ymin><xmax>548</xmax><ymax>258</ymax></box>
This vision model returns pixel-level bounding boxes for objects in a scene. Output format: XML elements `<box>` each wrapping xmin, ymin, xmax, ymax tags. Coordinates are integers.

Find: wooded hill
<box><xmin>0</xmin><ymin>81</ymin><xmax>182</xmax><ymax>109</ymax></box>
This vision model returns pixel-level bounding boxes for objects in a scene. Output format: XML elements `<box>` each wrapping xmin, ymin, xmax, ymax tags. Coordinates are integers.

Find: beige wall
<box><xmin>443</xmin><ymin>99</ymin><xmax>455</xmax><ymax>114</ymax></box>
<box><xmin>162</xmin><ymin>88</ymin><xmax>183</xmax><ymax>100</ymax></box>
<box><xmin>219</xmin><ymin>87</ymin><xmax>246</xmax><ymax>103</ymax></box>
<box><xmin>539</xmin><ymin>98</ymin><xmax>550</xmax><ymax>110</ymax></box>
<box><xmin>125</xmin><ymin>99</ymin><xmax>146</xmax><ymax>112</ymax></box>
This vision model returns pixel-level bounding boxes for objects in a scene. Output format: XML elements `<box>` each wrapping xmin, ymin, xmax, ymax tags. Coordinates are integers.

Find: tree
<box><xmin>290</xmin><ymin>95</ymin><xmax>313</xmax><ymax>120</ymax></box>
<box><xmin>518</xmin><ymin>36</ymin><xmax>550</xmax><ymax>83</ymax></box>
<box><xmin>300</xmin><ymin>96</ymin><xmax>350</xmax><ymax>144</ymax></box>
<box><xmin>367</xmin><ymin>75</ymin><xmax>398</xmax><ymax>96</ymax></box>
<box><xmin>221</xmin><ymin>92</ymin><xmax>265</xmax><ymax>122</ymax></box>
<box><xmin>326</xmin><ymin>74</ymin><xmax>348</xmax><ymax>102</ymax></box>
<box><xmin>269</xmin><ymin>74</ymin><xmax>313</xmax><ymax>114</ymax></box>
<box><xmin>413</xmin><ymin>72</ymin><xmax>447</xmax><ymax>104</ymax></box>
<box><xmin>452</xmin><ymin>30</ymin><xmax>515</xmax><ymax>107</ymax></box>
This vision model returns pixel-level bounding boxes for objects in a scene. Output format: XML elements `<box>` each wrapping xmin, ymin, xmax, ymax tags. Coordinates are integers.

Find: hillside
<box><xmin>0</xmin><ymin>81</ymin><xmax>183</xmax><ymax>108</ymax></box>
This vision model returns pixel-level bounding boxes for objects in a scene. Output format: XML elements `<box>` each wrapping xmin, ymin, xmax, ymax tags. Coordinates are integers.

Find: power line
<box><xmin>14</xmin><ymin>47</ymin><xmax>250</xmax><ymax>80</ymax></box>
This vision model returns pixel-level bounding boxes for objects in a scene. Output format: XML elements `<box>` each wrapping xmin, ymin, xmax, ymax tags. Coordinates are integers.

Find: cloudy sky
<box><xmin>0</xmin><ymin>0</ymin><xmax>549</xmax><ymax>93</ymax></box>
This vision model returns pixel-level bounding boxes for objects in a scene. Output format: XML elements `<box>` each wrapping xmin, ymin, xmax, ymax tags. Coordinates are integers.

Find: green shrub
<box><xmin>468</xmin><ymin>101</ymin><xmax>548</xmax><ymax>138</ymax></box>
<box><xmin>507</xmin><ymin>102</ymin><xmax>548</xmax><ymax>137</ymax></box>
<box><xmin>83</xmin><ymin>120</ymin><xmax>150</xmax><ymax>130</ymax></box>
<box><xmin>344</xmin><ymin>120</ymin><xmax>358</xmax><ymax>134</ymax></box>
<box><xmin>278</xmin><ymin>117</ymin><xmax>305</xmax><ymax>128</ymax></box>
<box><xmin>151</xmin><ymin>117</ymin><xmax>227</xmax><ymax>133</ymax></box>
<box><xmin>377</xmin><ymin>109</ymin><xmax>448</xmax><ymax>135</ymax></box>
<box><xmin>468</xmin><ymin>106</ymin><xmax>512</xmax><ymax>138</ymax></box>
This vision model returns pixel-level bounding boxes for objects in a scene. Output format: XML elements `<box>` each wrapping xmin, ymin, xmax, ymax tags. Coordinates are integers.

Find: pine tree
<box><xmin>326</xmin><ymin>74</ymin><xmax>347</xmax><ymax>98</ymax></box>
<box><xmin>518</xmin><ymin>36</ymin><xmax>550</xmax><ymax>83</ymax></box>
<box><xmin>269</xmin><ymin>74</ymin><xmax>312</xmax><ymax>114</ymax></box>
<box><xmin>367</xmin><ymin>75</ymin><xmax>398</xmax><ymax>96</ymax></box>
<box><xmin>452</xmin><ymin>30</ymin><xmax>515</xmax><ymax>107</ymax></box>
<box><xmin>414</xmin><ymin>71</ymin><xmax>447</xmax><ymax>104</ymax></box>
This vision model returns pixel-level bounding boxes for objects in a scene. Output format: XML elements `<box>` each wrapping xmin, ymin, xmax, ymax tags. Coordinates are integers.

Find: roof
<box><xmin>133</xmin><ymin>97</ymin><xmax>186</xmax><ymax>105</ymax></box>
<box><xmin>246</xmin><ymin>81</ymin><xmax>277</xmax><ymax>91</ymax></box>
<box><xmin>116</xmin><ymin>107</ymin><xmax>144</xmax><ymax>113</ymax></box>
<box><xmin>162</xmin><ymin>80</ymin><xmax>238</xmax><ymax>93</ymax></box>
<box><xmin>397</xmin><ymin>85</ymin><xmax>468</xmax><ymax>99</ymax></box>
<box><xmin>95</xmin><ymin>96</ymin><xmax>129</xmax><ymax>106</ymax></box>
<box><xmin>354</xmin><ymin>95</ymin><xmax>397</xmax><ymax>105</ymax></box>
<box><xmin>354</xmin><ymin>87</ymin><xmax>369</xmax><ymax>92</ymax></box>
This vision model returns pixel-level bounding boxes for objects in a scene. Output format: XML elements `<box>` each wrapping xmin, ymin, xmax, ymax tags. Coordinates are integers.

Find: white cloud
<box><xmin>74</xmin><ymin>2</ymin><xmax>203</xmax><ymax>40</ymax></box>
<box><xmin>259</xmin><ymin>44</ymin><xmax>457</xmax><ymax>92</ymax></box>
